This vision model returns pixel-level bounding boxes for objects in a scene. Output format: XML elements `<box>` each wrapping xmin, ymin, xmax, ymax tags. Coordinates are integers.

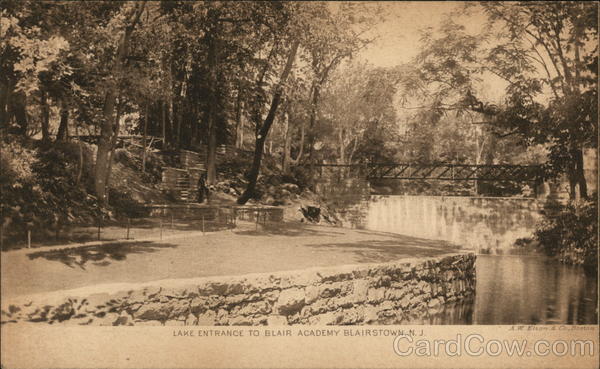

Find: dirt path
<box><xmin>1</xmin><ymin>222</ymin><xmax>460</xmax><ymax>298</ymax></box>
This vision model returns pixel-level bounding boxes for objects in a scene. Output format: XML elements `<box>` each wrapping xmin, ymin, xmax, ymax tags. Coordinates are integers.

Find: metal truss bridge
<box><xmin>302</xmin><ymin>163</ymin><xmax>545</xmax><ymax>183</ymax></box>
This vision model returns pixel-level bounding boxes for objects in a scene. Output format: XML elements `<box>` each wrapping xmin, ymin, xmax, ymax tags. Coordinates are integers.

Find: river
<box><xmin>406</xmin><ymin>254</ymin><xmax>598</xmax><ymax>325</ymax></box>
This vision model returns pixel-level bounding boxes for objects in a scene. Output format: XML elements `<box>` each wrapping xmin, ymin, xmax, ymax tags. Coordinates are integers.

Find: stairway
<box><xmin>162</xmin><ymin>167</ymin><xmax>198</xmax><ymax>202</ymax></box>
<box><xmin>160</xmin><ymin>146</ymin><xmax>236</xmax><ymax>203</ymax></box>
<box><xmin>176</xmin><ymin>173</ymin><xmax>192</xmax><ymax>202</ymax></box>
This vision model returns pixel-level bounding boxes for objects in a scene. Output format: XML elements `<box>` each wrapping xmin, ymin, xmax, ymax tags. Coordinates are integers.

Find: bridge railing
<box><xmin>293</xmin><ymin>162</ymin><xmax>545</xmax><ymax>182</ymax></box>
<box><xmin>365</xmin><ymin>163</ymin><xmax>545</xmax><ymax>182</ymax></box>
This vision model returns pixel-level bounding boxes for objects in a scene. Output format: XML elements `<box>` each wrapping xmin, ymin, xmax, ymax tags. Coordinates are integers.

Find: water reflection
<box><xmin>401</xmin><ymin>255</ymin><xmax>598</xmax><ymax>325</ymax></box>
<box><xmin>472</xmin><ymin>255</ymin><xmax>598</xmax><ymax>324</ymax></box>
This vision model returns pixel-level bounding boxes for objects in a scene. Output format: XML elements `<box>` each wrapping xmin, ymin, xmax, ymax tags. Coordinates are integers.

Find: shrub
<box><xmin>287</xmin><ymin>165</ymin><xmax>312</xmax><ymax>189</ymax></box>
<box><xmin>108</xmin><ymin>188</ymin><xmax>150</xmax><ymax>219</ymax></box>
<box><xmin>534</xmin><ymin>195</ymin><xmax>598</xmax><ymax>270</ymax></box>
<box><xmin>114</xmin><ymin>148</ymin><xmax>162</xmax><ymax>184</ymax></box>
<box><xmin>0</xmin><ymin>137</ymin><xmax>101</xmax><ymax>246</ymax></box>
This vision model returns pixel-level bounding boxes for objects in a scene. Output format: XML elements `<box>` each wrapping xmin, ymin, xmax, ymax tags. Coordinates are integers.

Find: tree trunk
<box><xmin>176</xmin><ymin>103</ymin><xmax>182</xmax><ymax>149</ymax></box>
<box><xmin>338</xmin><ymin>127</ymin><xmax>345</xmax><ymax>165</ymax></box>
<box><xmin>206</xmin><ymin>111</ymin><xmax>218</xmax><ymax>184</ymax></box>
<box><xmin>289</xmin><ymin>106</ymin><xmax>305</xmax><ymax>165</ymax></box>
<box><xmin>40</xmin><ymin>89</ymin><xmax>50</xmax><ymax>142</ymax></box>
<box><xmin>0</xmin><ymin>81</ymin><xmax>9</xmax><ymax>129</ymax></box>
<box><xmin>56</xmin><ymin>101</ymin><xmax>69</xmax><ymax>141</ymax></box>
<box><xmin>75</xmin><ymin>122</ymin><xmax>83</xmax><ymax>185</ymax></box>
<box><xmin>12</xmin><ymin>92</ymin><xmax>29</xmax><ymax>135</ymax></box>
<box><xmin>305</xmin><ymin>59</ymin><xmax>340</xmax><ymax>164</ymax></box>
<box><xmin>307</xmin><ymin>83</ymin><xmax>321</xmax><ymax>163</ymax></box>
<box><xmin>348</xmin><ymin>136</ymin><xmax>359</xmax><ymax>164</ymax></box>
<box><xmin>190</xmin><ymin>105</ymin><xmax>197</xmax><ymax>148</ymax></box>
<box><xmin>239</xmin><ymin>113</ymin><xmax>244</xmax><ymax>150</ymax></box>
<box><xmin>104</xmin><ymin>100</ymin><xmax>123</xmax><ymax>203</ymax></box>
<box><xmin>571</xmin><ymin>148</ymin><xmax>588</xmax><ymax>200</ymax></box>
<box><xmin>96</xmin><ymin>90</ymin><xmax>121</xmax><ymax>203</ymax></box>
<box><xmin>237</xmin><ymin>41</ymin><xmax>299</xmax><ymax>205</ymax></box>
<box><xmin>161</xmin><ymin>100</ymin><xmax>166</xmax><ymax>149</ymax></box>
<box><xmin>474</xmin><ymin>129</ymin><xmax>487</xmax><ymax>196</ymax></box>
<box><xmin>167</xmin><ymin>60</ymin><xmax>174</xmax><ymax>147</ymax></box>
<box><xmin>94</xmin><ymin>2</ymin><xmax>145</xmax><ymax>204</ymax></box>
<box><xmin>282</xmin><ymin>110</ymin><xmax>291</xmax><ymax>174</ymax></box>
<box><xmin>205</xmin><ymin>32</ymin><xmax>219</xmax><ymax>185</ymax></box>
<box><xmin>168</xmin><ymin>99</ymin><xmax>174</xmax><ymax>147</ymax></box>
<box><xmin>142</xmin><ymin>103</ymin><xmax>148</xmax><ymax>172</ymax></box>
<box><xmin>234</xmin><ymin>86</ymin><xmax>243</xmax><ymax>149</ymax></box>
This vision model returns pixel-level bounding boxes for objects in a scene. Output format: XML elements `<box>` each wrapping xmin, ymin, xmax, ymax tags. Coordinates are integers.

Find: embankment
<box><xmin>1</xmin><ymin>252</ymin><xmax>475</xmax><ymax>326</ymax></box>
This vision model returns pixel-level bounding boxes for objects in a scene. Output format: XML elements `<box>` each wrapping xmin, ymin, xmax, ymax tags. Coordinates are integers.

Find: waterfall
<box><xmin>364</xmin><ymin>195</ymin><xmax>541</xmax><ymax>252</ymax></box>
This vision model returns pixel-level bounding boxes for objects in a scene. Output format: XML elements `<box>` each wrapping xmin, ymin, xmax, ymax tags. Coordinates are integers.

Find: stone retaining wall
<box><xmin>1</xmin><ymin>253</ymin><xmax>475</xmax><ymax>326</ymax></box>
<box><xmin>234</xmin><ymin>206</ymin><xmax>284</xmax><ymax>223</ymax></box>
<box><xmin>146</xmin><ymin>205</ymin><xmax>283</xmax><ymax>224</ymax></box>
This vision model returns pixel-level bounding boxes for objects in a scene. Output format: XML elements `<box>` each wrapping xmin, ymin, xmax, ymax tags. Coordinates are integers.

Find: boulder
<box><xmin>134</xmin><ymin>299</ymin><xmax>187</xmax><ymax>321</ymax></box>
<box><xmin>300</xmin><ymin>205</ymin><xmax>321</xmax><ymax>223</ymax></box>
<box><xmin>367</xmin><ymin>288</ymin><xmax>386</xmax><ymax>304</ymax></box>
<box><xmin>135</xmin><ymin>320</ymin><xmax>163</xmax><ymax>326</ymax></box>
<box><xmin>228</xmin><ymin>315</ymin><xmax>254</xmax><ymax>326</ymax></box>
<box><xmin>197</xmin><ymin>310</ymin><xmax>217</xmax><ymax>326</ymax></box>
<box><xmin>307</xmin><ymin>311</ymin><xmax>342</xmax><ymax>325</ymax></box>
<box><xmin>282</xmin><ymin>183</ymin><xmax>300</xmax><ymax>194</ymax></box>
<box><xmin>185</xmin><ymin>313</ymin><xmax>198</xmax><ymax>326</ymax></box>
<box><xmin>96</xmin><ymin>312</ymin><xmax>119</xmax><ymax>326</ymax></box>
<box><xmin>114</xmin><ymin>311</ymin><xmax>134</xmax><ymax>326</ymax></box>
<box><xmin>350</xmin><ymin>280</ymin><xmax>369</xmax><ymax>304</ymax></box>
<box><xmin>267</xmin><ymin>315</ymin><xmax>288</xmax><ymax>326</ymax></box>
<box><xmin>274</xmin><ymin>288</ymin><xmax>305</xmax><ymax>315</ymax></box>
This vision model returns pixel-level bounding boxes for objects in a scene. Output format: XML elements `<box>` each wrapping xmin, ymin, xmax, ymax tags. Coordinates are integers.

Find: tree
<box><xmin>320</xmin><ymin>62</ymin><xmax>400</xmax><ymax>165</ymax></box>
<box><xmin>94</xmin><ymin>2</ymin><xmax>146</xmax><ymax>204</ymax></box>
<box><xmin>409</xmin><ymin>2</ymin><xmax>598</xmax><ymax>200</ymax></box>
<box><xmin>294</xmin><ymin>2</ymin><xmax>378</xmax><ymax>165</ymax></box>
<box><xmin>237</xmin><ymin>38</ymin><xmax>299</xmax><ymax>204</ymax></box>
<box><xmin>477</xmin><ymin>2</ymin><xmax>597</xmax><ymax>200</ymax></box>
<box><xmin>1</xmin><ymin>1</ymin><xmax>71</xmax><ymax>136</ymax></box>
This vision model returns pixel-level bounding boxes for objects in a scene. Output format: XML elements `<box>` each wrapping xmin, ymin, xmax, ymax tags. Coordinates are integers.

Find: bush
<box><xmin>114</xmin><ymin>148</ymin><xmax>163</xmax><ymax>184</ymax></box>
<box><xmin>477</xmin><ymin>181</ymin><xmax>530</xmax><ymax>197</ymax></box>
<box><xmin>107</xmin><ymin>188</ymin><xmax>150</xmax><ymax>218</ymax></box>
<box><xmin>286</xmin><ymin>165</ymin><xmax>312</xmax><ymax>189</ymax></box>
<box><xmin>0</xmin><ymin>137</ymin><xmax>103</xmax><ymax>245</ymax></box>
<box><xmin>534</xmin><ymin>195</ymin><xmax>598</xmax><ymax>270</ymax></box>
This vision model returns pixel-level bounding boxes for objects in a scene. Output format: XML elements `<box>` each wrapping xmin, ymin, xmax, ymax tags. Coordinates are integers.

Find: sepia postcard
<box><xmin>1</xmin><ymin>1</ymin><xmax>598</xmax><ymax>368</ymax></box>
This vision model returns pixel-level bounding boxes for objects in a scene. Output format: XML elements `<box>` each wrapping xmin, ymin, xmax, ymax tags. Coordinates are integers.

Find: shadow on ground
<box><xmin>306</xmin><ymin>237</ymin><xmax>461</xmax><ymax>264</ymax></box>
<box><xmin>27</xmin><ymin>241</ymin><xmax>177</xmax><ymax>270</ymax></box>
<box><xmin>233</xmin><ymin>221</ymin><xmax>346</xmax><ymax>237</ymax></box>
<box><xmin>2</xmin><ymin>218</ymin><xmax>233</xmax><ymax>251</ymax></box>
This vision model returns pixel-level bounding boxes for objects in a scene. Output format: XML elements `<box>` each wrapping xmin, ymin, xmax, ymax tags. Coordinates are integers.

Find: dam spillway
<box><xmin>359</xmin><ymin>195</ymin><xmax>542</xmax><ymax>252</ymax></box>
